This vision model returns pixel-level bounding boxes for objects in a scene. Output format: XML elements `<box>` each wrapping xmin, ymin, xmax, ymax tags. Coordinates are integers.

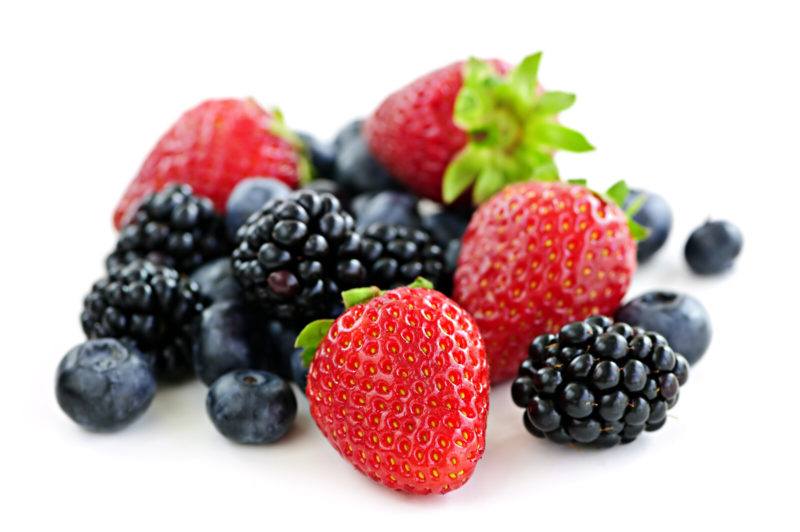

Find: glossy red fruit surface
<box><xmin>454</xmin><ymin>182</ymin><xmax>637</xmax><ymax>383</ymax></box>
<box><xmin>364</xmin><ymin>60</ymin><xmax>509</xmax><ymax>202</ymax></box>
<box><xmin>113</xmin><ymin>98</ymin><xmax>304</xmax><ymax>228</ymax></box>
<box><xmin>306</xmin><ymin>287</ymin><xmax>489</xmax><ymax>495</ymax></box>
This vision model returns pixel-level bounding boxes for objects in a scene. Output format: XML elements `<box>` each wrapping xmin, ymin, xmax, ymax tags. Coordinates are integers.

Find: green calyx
<box><xmin>267</xmin><ymin>107</ymin><xmax>313</xmax><ymax>185</ymax></box>
<box><xmin>293</xmin><ymin>277</ymin><xmax>435</xmax><ymax>368</ymax></box>
<box><xmin>598</xmin><ymin>180</ymin><xmax>650</xmax><ymax>241</ymax></box>
<box><xmin>443</xmin><ymin>52</ymin><xmax>594</xmax><ymax>204</ymax></box>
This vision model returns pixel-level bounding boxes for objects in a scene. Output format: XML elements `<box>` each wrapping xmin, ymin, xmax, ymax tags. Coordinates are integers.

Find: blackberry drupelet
<box><xmin>232</xmin><ymin>190</ymin><xmax>361</xmax><ymax>320</ymax></box>
<box><xmin>107</xmin><ymin>183</ymin><xmax>231</xmax><ymax>274</ymax></box>
<box><xmin>352</xmin><ymin>222</ymin><xmax>445</xmax><ymax>290</ymax></box>
<box><xmin>511</xmin><ymin>315</ymin><xmax>689</xmax><ymax>448</ymax></box>
<box><xmin>81</xmin><ymin>260</ymin><xmax>207</xmax><ymax>380</ymax></box>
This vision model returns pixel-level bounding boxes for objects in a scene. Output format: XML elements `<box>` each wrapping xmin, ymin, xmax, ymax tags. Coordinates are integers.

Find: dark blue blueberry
<box><xmin>333</xmin><ymin>119</ymin><xmax>363</xmax><ymax>150</ymax></box>
<box><xmin>334</xmin><ymin>130</ymin><xmax>398</xmax><ymax>194</ymax></box>
<box><xmin>624</xmin><ymin>189</ymin><xmax>672</xmax><ymax>262</ymax></box>
<box><xmin>351</xmin><ymin>191</ymin><xmax>420</xmax><ymax>230</ymax></box>
<box><xmin>265</xmin><ymin>320</ymin><xmax>308</xmax><ymax>391</ymax></box>
<box><xmin>189</xmin><ymin>257</ymin><xmax>243</xmax><ymax>303</ymax></box>
<box><xmin>225</xmin><ymin>178</ymin><xmax>292</xmax><ymax>240</ymax></box>
<box><xmin>56</xmin><ymin>339</ymin><xmax>156</xmax><ymax>432</ymax></box>
<box><xmin>194</xmin><ymin>300</ymin><xmax>266</xmax><ymax>386</ymax></box>
<box><xmin>684</xmin><ymin>220</ymin><xmax>743</xmax><ymax>275</ymax></box>
<box><xmin>297</xmin><ymin>132</ymin><xmax>336</xmax><ymax>178</ymax></box>
<box><xmin>206</xmin><ymin>370</ymin><xmax>297</xmax><ymax>444</ymax></box>
<box><xmin>616</xmin><ymin>291</ymin><xmax>712</xmax><ymax>364</ymax></box>
<box><xmin>420</xmin><ymin>208</ymin><xmax>471</xmax><ymax>246</ymax></box>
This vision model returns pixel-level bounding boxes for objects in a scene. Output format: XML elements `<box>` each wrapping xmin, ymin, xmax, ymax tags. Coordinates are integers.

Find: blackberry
<box><xmin>352</xmin><ymin>223</ymin><xmax>445</xmax><ymax>290</ymax></box>
<box><xmin>107</xmin><ymin>183</ymin><xmax>231</xmax><ymax>274</ymax></box>
<box><xmin>80</xmin><ymin>260</ymin><xmax>207</xmax><ymax>380</ymax></box>
<box><xmin>511</xmin><ymin>316</ymin><xmax>689</xmax><ymax>448</ymax></box>
<box><xmin>232</xmin><ymin>190</ymin><xmax>361</xmax><ymax>320</ymax></box>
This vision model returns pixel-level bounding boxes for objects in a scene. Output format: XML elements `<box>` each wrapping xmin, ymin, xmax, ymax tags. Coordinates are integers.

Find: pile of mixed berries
<box><xmin>56</xmin><ymin>53</ymin><xmax>741</xmax><ymax>495</ymax></box>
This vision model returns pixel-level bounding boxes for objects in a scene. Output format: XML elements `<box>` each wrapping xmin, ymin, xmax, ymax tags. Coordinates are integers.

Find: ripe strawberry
<box><xmin>364</xmin><ymin>53</ymin><xmax>592</xmax><ymax>204</ymax></box>
<box><xmin>113</xmin><ymin>98</ymin><xmax>309</xmax><ymax>229</ymax></box>
<box><xmin>453</xmin><ymin>181</ymin><xmax>642</xmax><ymax>383</ymax></box>
<box><xmin>297</xmin><ymin>279</ymin><xmax>489</xmax><ymax>495</ymax></box>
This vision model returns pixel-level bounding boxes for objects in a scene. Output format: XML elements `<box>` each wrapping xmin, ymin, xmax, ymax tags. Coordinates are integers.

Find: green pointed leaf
<box><xmin>295</xmin><ymin>319</ymin><xmax>335</xmax><ymax>367</ymax></box>
<box><xmin>454</xmin><ymin>85</ymin><xmax>492</xmax><ymax>130</ymax></box>
<box><xmin>567</xmin><ymin>178</ymin><xmax>588</xmax><ymax>186</ymax></box>
<box><xmin>628</xmin><ymin>219</ymin><xmax>650</xmax><ymax>241</ymax></box>
<box><xmin>531</xmin><ymin>161</ymin><xmax>560</xmax><ymax>182</ymax></box>
<box><xmin>624</xmin><ymin>191</ymin><xmax>647</xmax><ymax>218</ymax></box>
<box><xmin>536</xmin><ymin>91</ymin><xmax>576</xmax><ymax>114</ymax></box>
<box><xmin>531</xmin><ymin>123</ymin><xmax>594</xmax><ymax>152</ymax></box>
<box><xmin>462</xmin><ymin>57</ymin><xmax>498</xmax><ymax>86</ymax></box>
<box><xmin>605</xmin><ymin>180</ymin><xmax>630</xmax><ymax>208</ymax></box>
<box><xmin>472</xmin><ymin>165</ymin><xmax>505</xmax><ymax>203</ymax></box>
<box><xmin>442</xmin><ymin>146</ymin><xmax>485</xmax><ymax>203</ymax></box>
<box><xmin>509</xmin><ymin>52</ymin><xmax>542</xmax><ymax>101</ymax></box>
<box><xmin>407</xmin><ymin>277</ymin><xmax>434</xmax><ymax>290</ymax></box>
<box><xmin>342</xmin><ymin>286</ymin><xmax>382</xmax><ymax>309</ymax></box>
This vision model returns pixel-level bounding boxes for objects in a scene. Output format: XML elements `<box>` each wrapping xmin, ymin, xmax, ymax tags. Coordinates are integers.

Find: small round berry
<box><xmin>522</xmin><ymin>411</ymin><xmax>545</xmax><ymax>438</ymax></box>
<box><xmin>593</xmin><ymin>332</ymin><xmax>628</xmax><ymax>359</ymax></box>
<box><xmin>206</xmin><ymin>370</ymin><xmax>297</xmax><ymax>444</ymax></box>
<box><xmin>592</xmin><ymin>360</ymin><xmax>621</xmax><ymax>390</ymax></box>
<box><xmin>608</xmin><ymin>322</ymin><xmax>634</xmax><ymax>340</ymax></box>
<box><xmin>527</xmin><ymin>397</ymin><xmax>561</xmax><ymax>432</ymax></box>
<box><xmin>511</xmin><ymin>377</ymin><xmax>537</xmax><ymax>408</ymax></box>
<box><xmin>531</xmin><ymin>367</ymin><xmax>563</xmax><ymax>394</ymax></box>
<box><xmin>673</xmin><ymin>355</ymin><xmax>690</xmax><ymax>385</ymax></box>
<box><xmin>559</xmin><ymin>383</ymin><xmax>594</xmax><ymax>419</ymax></box>
<box><xmin>567</xmin><ymin>418</ymin><xmax>602</xmax><ymax>443</ymax></box>
<box><xmin>624</xmin><ymin>397</ymin><xmax>651</xmax><ymax>425</ymax></box>
<box><xmin>658</xmin><ymin>373</ymin><xmax>680</xmax><ymax>400</ymax></box>
<box><xmin>56</xmin><ymin>339</ymin><xmax>156</xmax><ymax>432</ymax></box>
<box><xmin>598</xmin><ymin>390</ymin><xmax>628</xmax><ymax>421</ymax></box>
<box><xmin>559</xmin><ymin>321</ymin><xmax>595</xmax><ymax>347</ymax></box>
<box><xmin>628</xmin><ymin>334</ymin><xmax>653</xmax><ymax>359</ymax></box>
<box><xmin>651</xmin><ymin>345</ymin><xmax>677</xmax><ymax>371</ymax></box>
<box><xmin>529</xmin><ymin>333</ymin><xmax>557</xmax><ymax>362</ymax></box>
<box><xmin>622</xmin><ymin>359</ymin><xmax>649</xmax><ymax>392</ymax></box>
<box><xmin>567</xmin><ymin>354</ymin><xmax>594</xmax><ymax>379</ymax></box>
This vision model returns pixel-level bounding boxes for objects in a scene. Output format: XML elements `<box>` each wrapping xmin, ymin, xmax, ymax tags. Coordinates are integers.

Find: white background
<box><xmin>1</xmin><ymin>1</ymin><xmax>798</xmax><ymax>530</ymax></box>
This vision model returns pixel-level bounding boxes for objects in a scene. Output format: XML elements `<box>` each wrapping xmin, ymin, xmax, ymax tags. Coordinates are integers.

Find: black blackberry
<box><xmin>107</xmin><ymin>184</ymin><xmax>231</xmax><ymax>274</ymax></box>
<box><xmin>511</xmin><ymin>315</ymin><xmax>689</xmax><ymax>448</ymax></box>
<box><xmin>351</xmin><ymin>223</ymin><xmax>445</xmax><ymax>290</ymax></box>
<box><xmin>80</xmin><ymin>260</ymin><xmax>207</xmax><ymax>380</ymax></box>
<box><xmin>232</xmin><ymin>190</ymin><xmax>361</xmax><ymax>320</ymax></box>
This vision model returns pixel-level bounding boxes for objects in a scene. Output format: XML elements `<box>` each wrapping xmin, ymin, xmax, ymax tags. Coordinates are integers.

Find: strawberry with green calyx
<box><xmin>364</xmin><ymin>52</ymin><xmax>592</xmax><ymax>204</ymax></box>
<box><xmin>453</xmin><ymin>180</ymin><xmax>643</xmax><ymax>383</ymax></box>
<box><xmin>113</xmin><ymin>98</ymin><xmax>311</xmax><ymax>229</ymax></box>
<box><xmin>296</xmin><ymin>278</ymin><xmax>489</xmax><ymax>495</ymax></box>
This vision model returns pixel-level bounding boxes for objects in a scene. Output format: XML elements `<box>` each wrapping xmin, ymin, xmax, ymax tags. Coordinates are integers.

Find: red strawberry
<box><xmin>453</xmin><ymin>181</ymin><xmax>641</xmax><ymax>383</ymax></box>
<box><xmin>113</xmin><ymin>98</ymin><xmax>309</xmax><ymax>229</ymax></box>
<box><xmin>364</xmin><ymin>53</ymin><xmax>592</xmax><ymax>204</ymax></box>
<box><xmin>297</xmin><ymin>280</ymin><xmax>489</xmax><ymax>495</ymax></box>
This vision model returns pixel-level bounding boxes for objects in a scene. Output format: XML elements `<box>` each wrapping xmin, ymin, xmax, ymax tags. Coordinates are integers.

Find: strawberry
<box><xmin>453</xmin><ymin>181</ymin><xmax>643</xmax><ymax>383</ymax></box>
<box><xmin>113</xmin><ymin>98</ymin><xmax>310</xmax><ymax>229</ymax></box>
<box><xmin>296</xmin><ymin>279</ymin><xmax>489</xmax><ymax>495</ymax></box>
<box><xmin>364</xmin><ymin>52</ymin><xmax>592</xmax><ymax>204</ymax></box>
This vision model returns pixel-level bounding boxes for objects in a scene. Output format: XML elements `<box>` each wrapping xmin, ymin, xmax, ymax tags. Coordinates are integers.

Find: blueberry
<box><xmin>265</xmin><ymin>320</ymin><xmax>308</xmax><ymax>391</ymax></box>
<box><xmin>206</xmin><ymin>370</ymin><xmax>297</xmax><ymax>444</ymax></box>
<box><xmin>624</xmin><ymin>189</ymin><xmax>672</xmax><ymax>262</ymax></box>
<box><xmin>189</xmin><ymin>257</ymin><xmax>243</xmax><ymax>303</ymax></box>
<box><xmin>225</xmin><ymin>178</ymin><xmax>292</xmax><ymax>240</ymax></box>
<box><xmin>351</xmin><ymin>191</ymin><xmax>420</xmax><ymax>230</ymax></box>
<box><xmin>56</xmin><ymin>339</ymin><xmax>156</xmax><ymax>432</ymax></box>
<box><xmin>297</xmin><ymin>132</ymin><xmax>336</xmax><ymax>178</ymax></box>
<box><xmin>334</xmin><ymin>131</ymin><xmax>398</xmax><ymax>194</ymax></box>
<box><xmin>420</xmin><ymin>209</ymin><xmax>471</xmax><ymax>246</ymax></box>
<box><xmin>616</xmin><ymin>291</ymin><xmax>712</xmax><ymax>364</ymax></box>
<box><xmin>194</xmin><ymin>300</ymin><xmax>267</xmax><ymax>386</ymax></box>
<box><xmin>684</xmin><ymin>220</ymin><xmax>743</xmax><ymax>275</ymax></box>
<box><xmin>332</xmin><ymin>119</ymin><xmax>364</xmax><ymax>150</ymax></box>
